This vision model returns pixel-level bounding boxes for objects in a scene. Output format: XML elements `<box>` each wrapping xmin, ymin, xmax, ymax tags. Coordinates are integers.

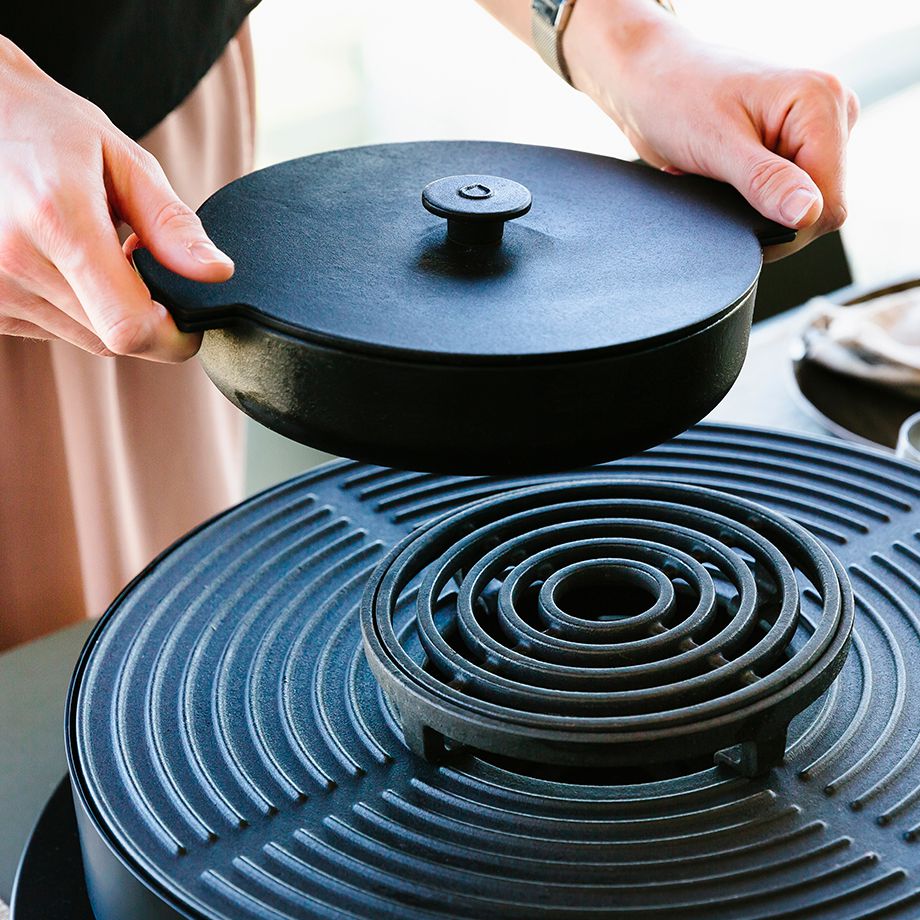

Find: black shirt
<box><xmin>1</xmin><ymin>1</ymin><xmax>261</xmax><ymax>139</ymax></box>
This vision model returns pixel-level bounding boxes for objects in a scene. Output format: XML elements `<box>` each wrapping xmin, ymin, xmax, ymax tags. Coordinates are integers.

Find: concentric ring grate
<box><xmin>361</xmin><ymin>480</ymin><xmax>853</xmax><ymax>775</ymax></box>
<box><xmin>68</xmin><ymin>425</ymin><xmax>920</xmax><ymax>919</ymax></box>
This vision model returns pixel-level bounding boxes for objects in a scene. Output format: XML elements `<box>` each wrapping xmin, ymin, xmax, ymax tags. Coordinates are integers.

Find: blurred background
<box><xmin>245</xmin><ymin>0</ymin><xmax>920</xmax><ymax>492</ymax></box>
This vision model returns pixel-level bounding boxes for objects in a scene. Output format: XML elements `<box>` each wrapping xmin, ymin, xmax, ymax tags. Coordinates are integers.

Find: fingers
<box><xmin>846</xmin><ymin>89</ymin><xmax>860</xmax><ymax>132</ymax></box>
<box><xmin>122</xmin><ymin>232</ymin><xmax>141</xmax><ymax>262</ymax></box>
<box><xmin>0</xmin><ymin>273</ymin><xmax>104</xmax><ymax>348</ymax></box>
<box><xmin>780</xmin><ymin>79</ymin><xmax>853</xmax><ymax>236</ymax></box>
<box><xmin>0</xmin><ymin>45</ymin><xmax>213</xmax><ymax>361</ymax></box>
<box><xmin>104</xmin><ymin>139</ymin><xmax>234</xmax><ymax>283</ymax></box>
<box><xmin>0</xmin><ymin>227</ymin><xmax>198</xmax><ymax>360</ymax></box>
<box><xmin>41</xmin><ymin>199</ymin><xmax>202</xmax><ymax>362</ymax></box>
<box><xmin>716</xmin><ymin>70</ymin><xmax>856</xmax><ymax>263</ymax></box>
<box><xmin>1</xmin><ymin>285</ymin><xmax>112</xmax><ymax>354</ymax></box>
<box><xmin>0</xmin><ymin>316</ymin><xmax>55</xmax><ymax>341</ymax></box>
<box><xmin>5</xmin><ymin>243</ymin><xmax>96</xmax><ymax>329</ymax></box>
<box><xmin>722</xmin><ymin>133</ymin><xmax>824</xmax><ymax>231</ymax></box>
<box><xmin>6</xmin><ymin>155</ymin><xmax>204</xmax><ymax>361</ymax></box>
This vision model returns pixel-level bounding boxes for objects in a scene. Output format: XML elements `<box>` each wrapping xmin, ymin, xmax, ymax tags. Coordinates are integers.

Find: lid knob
<box><xmin>422</xmin><ymin>174</ymin><xmax>532</xmax><ymax>246</ymax></box>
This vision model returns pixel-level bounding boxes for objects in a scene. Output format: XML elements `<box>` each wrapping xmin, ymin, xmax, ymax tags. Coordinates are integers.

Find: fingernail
<box><xmin>780</xmin><ymin>187</ymin><xmax>819</xmax><ymax>225</ymax></box>
<box><xmin>187</xmin><ymin>239</ymin><xmax>234</xmax><ymax>267</ymax></box>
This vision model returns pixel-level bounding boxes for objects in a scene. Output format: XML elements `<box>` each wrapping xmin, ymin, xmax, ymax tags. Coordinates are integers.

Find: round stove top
<box><xmin>67</xmin><ymin>425</ymin><xmax>920</xmax><ymax>919</ymax></box>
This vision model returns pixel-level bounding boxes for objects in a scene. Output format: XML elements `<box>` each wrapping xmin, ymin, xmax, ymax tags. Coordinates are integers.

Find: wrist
<box><xmin>564</xmin><ymin>0</ymin><xmax>683</xmax><ymax>113</ymax></box>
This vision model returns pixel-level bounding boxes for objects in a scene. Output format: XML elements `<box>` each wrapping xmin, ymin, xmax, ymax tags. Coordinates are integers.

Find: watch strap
<box><xmin>531</xmin><ymin>0</ymin><xmax>575</xmax><ymax>85</ymax></box>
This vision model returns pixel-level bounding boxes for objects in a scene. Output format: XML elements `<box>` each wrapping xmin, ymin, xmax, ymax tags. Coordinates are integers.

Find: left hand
<box><xmin>565</xmin><ymin>1</ymin><xmax>859</xmax><ymax>260</ymax></box>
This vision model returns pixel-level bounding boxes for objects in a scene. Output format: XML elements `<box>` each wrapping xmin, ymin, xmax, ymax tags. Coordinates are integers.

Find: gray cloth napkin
<box><xmin>800</xmin><ymin>285</ymin><xmax>920</xmax><ymax>397</ymax></box>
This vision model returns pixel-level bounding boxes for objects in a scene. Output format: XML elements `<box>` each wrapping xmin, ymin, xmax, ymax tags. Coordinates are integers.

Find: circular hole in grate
<box><xmin>554</xmin><ymin>567</ymin><xmax>658</xmax><ymax>622</ymax></box>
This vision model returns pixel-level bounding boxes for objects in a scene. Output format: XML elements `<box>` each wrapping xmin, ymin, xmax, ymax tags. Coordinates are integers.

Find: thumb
<box><xmin>724</xmin><ymin>139</ymin><xmax>824</xmax><ymax>230</ymax></box>
<box><xmin>105</xmin><ymin>140</ymin><xmax>234</xmax><ymax>283</ymax></box>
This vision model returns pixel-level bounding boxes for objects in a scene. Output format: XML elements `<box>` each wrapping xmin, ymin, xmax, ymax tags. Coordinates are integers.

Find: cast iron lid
<box><xmin>67</xmin><ymin>425</ymin><xmax>920</xmax><ymax>919</ymax></box>
<box><xmin>134</xmin><ymin>140</ymin><xmax>793</xmax><ymax>361</ymax></box>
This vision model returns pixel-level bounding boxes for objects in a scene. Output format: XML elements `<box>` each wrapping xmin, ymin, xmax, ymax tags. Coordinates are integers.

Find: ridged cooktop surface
<box><xmin>69</xmin><ymin>424</ymin><xmax>920</xmax><ymax>919</ymax></box>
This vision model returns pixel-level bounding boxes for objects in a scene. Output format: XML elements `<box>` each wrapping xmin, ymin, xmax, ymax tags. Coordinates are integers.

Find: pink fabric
<box><xmin>0</xmin><ymin>25</ymin><xmax>255</xmax><ymax>649</ymax></box>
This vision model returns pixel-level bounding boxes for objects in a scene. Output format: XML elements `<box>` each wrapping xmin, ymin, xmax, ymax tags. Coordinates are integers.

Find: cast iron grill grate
<box><xmin>68</xmin><ymin>425</ymin><xmax>920</xmax><ymax>919</ymax></box>
<box><xmin>362</xmin><ymin>480</ymin><xmax>853</xmax><ymax>775</ymax></box>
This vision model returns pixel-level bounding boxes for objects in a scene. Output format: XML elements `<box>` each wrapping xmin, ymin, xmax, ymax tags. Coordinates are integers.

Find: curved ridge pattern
<box><xmin>362</xmin><ymin>479</ymin><xmax>852</xmax><ymax>772</ymax></box>
<box><xmin>70</xmin><ymin>424</ymin><xmax>920</xmax><ymax>919</ymax></box>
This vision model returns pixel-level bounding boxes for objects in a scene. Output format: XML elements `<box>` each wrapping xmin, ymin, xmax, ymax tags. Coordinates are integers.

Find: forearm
<box><xmin>475</xmin><ymin>0</ymin><xmax>684</xmax><ymax>139</ymax></box>
<box><xmin>474</xmin><ymin>0</ymin><xmax>677</xmax><ymax>83</ymax></box>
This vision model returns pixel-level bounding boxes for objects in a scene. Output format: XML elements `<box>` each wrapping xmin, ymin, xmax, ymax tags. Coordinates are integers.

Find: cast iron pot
<box><xmin>135</xmin><ymin>141</ymin><xmax>793</xmax><ymax>474</ymax></box>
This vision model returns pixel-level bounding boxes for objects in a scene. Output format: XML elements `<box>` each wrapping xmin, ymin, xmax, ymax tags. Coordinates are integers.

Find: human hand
<box><xmin>566</xmin><ymin>0</ymin><xmax>858</xmax><ymax>260</ymax></box>
<box><xmin>0</xmin><ymin>36</ymin><xmax>234</xmax><ymax>361</ymax></box>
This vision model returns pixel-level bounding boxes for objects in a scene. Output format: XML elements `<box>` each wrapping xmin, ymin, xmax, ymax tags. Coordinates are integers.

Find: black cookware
<box><xmin>134</xmin><ymin>141</ymin><xmax>793</xmax><ymax>473</ymax></box>
<box><xmin>49</xmin><ymin>425</ymin><xmax>920</xmax><ymax>920</ymax></box>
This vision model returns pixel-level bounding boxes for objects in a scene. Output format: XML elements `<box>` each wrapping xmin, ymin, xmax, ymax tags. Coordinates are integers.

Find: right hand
<box><xmin>0</xmin><ymin>36</ymin><xmax>234</xmax><ymax>362</ymax></box>
<box><xmin>565</xmin><ymin>2</ymin><xmax>858</xmax><ymax>262</ymax></box>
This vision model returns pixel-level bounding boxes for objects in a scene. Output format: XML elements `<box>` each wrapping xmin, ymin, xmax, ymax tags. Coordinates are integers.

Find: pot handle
<box><xmin>132</xmin><ymin>248</ymin><xmax>253</xmax><ymax>333</ymax></box>
<box><xmin>755</xmin><ymin>221</ymin><xmax>798</xmax><ymax>247</ymax></box>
